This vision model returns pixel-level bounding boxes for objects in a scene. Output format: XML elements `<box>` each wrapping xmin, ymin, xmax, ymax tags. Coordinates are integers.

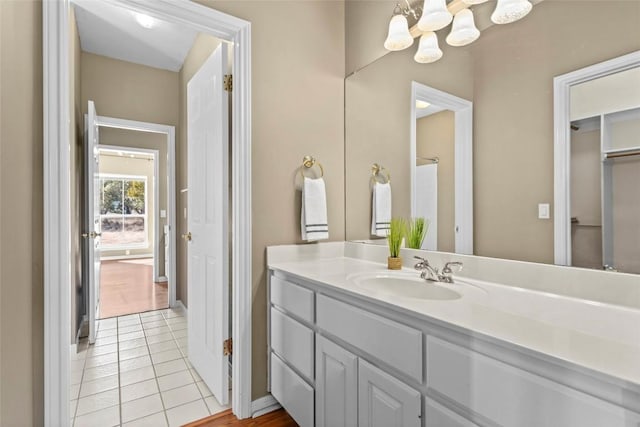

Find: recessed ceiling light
<box><xmin>416</xmin><ymin>100</ymin><xmax>431</xmax><ymax>109</ymax></box>
<box><xmin>135</xmin><ymin>13</ymin><xmax>155</xmax><ymax>29</ymax></box>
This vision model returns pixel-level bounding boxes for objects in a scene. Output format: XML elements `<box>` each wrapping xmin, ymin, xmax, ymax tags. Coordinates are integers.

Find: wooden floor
<box><xmin>99</xmin><ymin>258</ymin><xmax>168</xmax><ymax>318</ymax></box>
<box><xmin>185</xmin><ymin>409</ymin><xmax>297</xmax><ymax>427</ymax></box>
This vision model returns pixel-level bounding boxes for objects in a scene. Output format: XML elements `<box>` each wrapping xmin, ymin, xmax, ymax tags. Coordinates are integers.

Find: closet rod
<box><xmin>605</xmin><ymin>150</ymin><xmax>640</xmax><ymax>160</ymax></box>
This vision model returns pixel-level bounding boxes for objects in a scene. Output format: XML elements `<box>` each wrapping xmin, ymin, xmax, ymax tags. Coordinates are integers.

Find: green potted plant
<box><xmin>406</xmin><ymin>217</ymin><xmax>428</xmax><ymax>250</ymax></box>
<box><xmin>387</xmin><ymin>217</ymin><xmax>406</xmax><ymax>270</ymax></box>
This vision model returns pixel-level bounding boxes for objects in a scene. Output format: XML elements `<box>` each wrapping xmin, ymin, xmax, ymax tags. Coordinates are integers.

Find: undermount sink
<box><xmin>347</xmin><ymin>271</ymin><xmax>462</xmax><ymax>301</ymax></box>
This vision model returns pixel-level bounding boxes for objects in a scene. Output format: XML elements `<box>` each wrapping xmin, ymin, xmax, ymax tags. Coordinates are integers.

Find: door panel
<box><xmin>316</xmin><ymin>335</ymin><xmax>358</xmax><ymax>427</ymax></box>
<box><xmin>358</xmin><ymin>359</ymin><xmax>421</xmax><ymax>427</ymax></box>
<box><xmin>187</xmin><ymin>43</ymin><xmax>230</xmax><ymax>406</ymax></box>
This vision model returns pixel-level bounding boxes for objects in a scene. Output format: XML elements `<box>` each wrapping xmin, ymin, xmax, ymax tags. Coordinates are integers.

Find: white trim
<box><xmin>251</xmin><ymin>395</ymin><xmax>281</xmax><ymax>418</ymax></box>
<box><xmin>99</xmin><ymin>254</ymin><xmax>153</xmax><ymax>261</ymax></box>
<box><xmin>553</xmin><ymin>50</ymin><xmax>640</xmax><ymax>265</ymax></box>
<box><xmin>100</xmin><ymin>142</ymin><xmax>163</xmax><ymax>282</ymax></box>
<box><xmin>44</xmin><ymin>0</ymin><xmax>253</xmax><ymax>424</ymax></box>
<box><xmin>43</xmin><ymin>1</ymin><xmax>71</xmax><ymax>425</ymax></box>
<box><xmin>410</xmin><ymin>81</ymin><xmax>474</xmax><ymax>255</ymax></box>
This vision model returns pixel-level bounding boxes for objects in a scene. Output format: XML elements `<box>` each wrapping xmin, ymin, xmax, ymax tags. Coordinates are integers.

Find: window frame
<box><xmin>98</xmin><ymin>173</ymin><xmax>149</xmax><ymax>250</ymax></box>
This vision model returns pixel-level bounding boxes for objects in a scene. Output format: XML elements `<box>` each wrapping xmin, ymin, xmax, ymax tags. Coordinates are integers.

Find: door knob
<box><xmin>182</xmin><ymin>232</ymin><xmax>192</xmax><ymax>241</ymax></box>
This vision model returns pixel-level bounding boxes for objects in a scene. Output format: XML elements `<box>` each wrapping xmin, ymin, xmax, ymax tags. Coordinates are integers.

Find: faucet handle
<box><xmin>442</xmin><ymin>261</ymin><xmax>463</xmax><ymax>274</ymax></box>
<box><xmin>413</xmin><ymin>256</ymin><xmax>428</xmax><ymax>269</ymax></box>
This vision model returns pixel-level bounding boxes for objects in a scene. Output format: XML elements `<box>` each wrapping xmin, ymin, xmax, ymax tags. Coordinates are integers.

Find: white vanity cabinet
<box><xmin>268</xmin><ymin>270</ymin><xmax>640</xmax><ymax>427</ymax></box>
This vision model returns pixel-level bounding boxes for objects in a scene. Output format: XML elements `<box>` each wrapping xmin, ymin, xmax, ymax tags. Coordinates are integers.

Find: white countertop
<box><xmin>269</xmin><ymin>256</ymin><xmax>640</xmax><ymax>387</ymax></box>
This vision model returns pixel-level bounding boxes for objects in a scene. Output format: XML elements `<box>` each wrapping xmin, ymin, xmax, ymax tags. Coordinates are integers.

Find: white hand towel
<box><xmin>301</xmin><ymin>177</ymin><xmax>329</xmax><ymax>241</ymax></box>
<box><xmin>371</xmin><ymin>182</ymin><xmax>392</xmax><ymax>237</ymax></box>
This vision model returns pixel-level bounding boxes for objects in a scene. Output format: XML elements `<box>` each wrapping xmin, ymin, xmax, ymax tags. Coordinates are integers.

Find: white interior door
<box><xmin>187</xmin><ymin>43</ymin><xmax>230</xmax><ymax>405</ymax></box>
<box><xmin>86</xmin><ymin>100</ymin><xmax>101</xmax><ymax>344</ymax></box>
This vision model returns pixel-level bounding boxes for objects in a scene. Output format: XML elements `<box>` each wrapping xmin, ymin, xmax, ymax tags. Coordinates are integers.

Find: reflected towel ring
<box><xmin>371</xmin><ymin>163</ymin><xmax>391</xmax><ymax>184</ymax></box>
<box><xmin>301</xmin><ymin>155</ymin><xmax>324</xmax><ymax>179</ymax></box>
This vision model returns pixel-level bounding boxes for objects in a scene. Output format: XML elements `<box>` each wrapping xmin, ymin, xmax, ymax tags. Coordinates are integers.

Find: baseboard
<box><xmin>175</xmin><ymin>300</ymin><xmax>188</xmax><ymax>313</ymax></box>
<box><xmin>100</xmin><ymin>254</ymin><xmax>153</xmax><ymax>261</ymax></box>
<box><xmin>156</xmin><ymin>276</ymin><xmax>168</xmax><ymax>283</ymax></box>
<box><xmin>251</xmin><ymin>395</ymin><xmax>281</xmax><ymax>418</ymax></box>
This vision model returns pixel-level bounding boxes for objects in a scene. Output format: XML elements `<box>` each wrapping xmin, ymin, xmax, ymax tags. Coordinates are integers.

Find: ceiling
<box><xmin>72</xmin><ymin>0</ymin><xmax>198</xmax><ymax>72</ymax></box>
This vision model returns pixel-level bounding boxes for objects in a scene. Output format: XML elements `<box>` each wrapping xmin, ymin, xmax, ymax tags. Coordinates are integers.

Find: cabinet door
<box><xmin>358</xmin><ymin>359</ymin><xmax>421</xmax><ymax>427</ymax></box>
<box><xmin>316</xmin><ymin>335</ymin><xmax>358</xmax><ymax>427</ymax></box>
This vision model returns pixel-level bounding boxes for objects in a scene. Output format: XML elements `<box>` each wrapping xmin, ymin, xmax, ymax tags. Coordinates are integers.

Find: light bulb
<box><xmin>414</xmin><ymin>32</ymin><xmax>443</xmax><ymax>64</ymax></box>
<box><xmin>491</xmin><ymin>0</ymin><xmax>532</xmax><ymax>24</ymax></box>
<box><xmin>135</xmin><ymin>13</ymin><xmax>155</xmax><ymax>29</ymax></box>
<box><xmin>446</xmin><ymin>9</ymin><xmax>480</xmax><ymax>47</ymax></box>
<box><xmin>417</xmin><ymin>0</ymin><xmax>453</xmax><ymax>32</ymax></box>
<box><xmin>384</xmin><ymin>14</ymin><xmax>414</xmax><ymax>51</ymax></box>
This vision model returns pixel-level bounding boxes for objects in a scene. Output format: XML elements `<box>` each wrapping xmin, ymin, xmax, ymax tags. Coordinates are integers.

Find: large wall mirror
<box><xmin>345</xmin><ymin>0</ymin><xmax>640</xmax><ymax>274</ymax></box>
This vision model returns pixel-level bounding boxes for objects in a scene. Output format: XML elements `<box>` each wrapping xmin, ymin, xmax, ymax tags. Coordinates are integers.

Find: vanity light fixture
<box><xmin>446</xmin><ymin>9</ymin><xmax>480</xmax><ymax>46</ymax></box>
<box><xmin>384</xmin><ymin>0</ymin><xmax>533</xmax><ymax>63</ymax></box>
<box><xmin>414</xmin><ymin>32</ymin><xmax>443</xmax><ymax>64</ymax></box>
<box><xmin>491</xmin><ymin>0</ymin><xmax>533</xmax><ymax>24</ymax></box>
<box><xmin>384</xmin><ymin>0</ymin><xmax>422</xmax><ymax>51</ymax></box>
<box><xmin>135</xmin><ymin>12</ymin><xmax>155</xmax><ymax>29</ymax></box>
<box><xmin>418</xmin><ymin>0</ymin><xmax>453</xmax><ymax>31</ymax></box>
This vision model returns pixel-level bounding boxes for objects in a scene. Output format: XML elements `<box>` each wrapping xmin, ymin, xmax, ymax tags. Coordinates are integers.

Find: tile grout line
<box><xmin>145</xmin><ymin>309</ymin><xmax>172</xmax><ymax>427</ymax></box>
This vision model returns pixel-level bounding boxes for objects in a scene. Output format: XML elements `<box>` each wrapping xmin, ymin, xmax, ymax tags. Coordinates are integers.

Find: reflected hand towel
<box><xmin>372</xmin><ymin>182</ymin><xmax>392</xmax><ymax>237</ymax></box>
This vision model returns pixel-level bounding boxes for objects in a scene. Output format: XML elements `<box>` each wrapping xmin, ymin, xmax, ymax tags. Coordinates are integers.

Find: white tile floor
<box><xmin>70</xmin><ymin>307</ymin><xmax>230</xmax><ymax>427</ymax></box>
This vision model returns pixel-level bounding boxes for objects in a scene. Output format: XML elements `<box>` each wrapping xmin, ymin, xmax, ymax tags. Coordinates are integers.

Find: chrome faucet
<box><xmin>413</xmin><ymin>256</ymin><xmax>440</xmax><ymax>282</ymax></box>
<box><xmin>440</xmin><ymin>262</ymin><xmax>463</xmax><ymax>283</ymax></box>
<box><xmin>414</xmin><ymin>256</ymin><xmax>463</xmax><ymax>283</ymax></box>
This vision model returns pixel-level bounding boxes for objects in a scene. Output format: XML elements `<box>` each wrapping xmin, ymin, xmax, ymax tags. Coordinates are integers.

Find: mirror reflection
<box><xmin>345</xmin><ymin>0</ymin><xmax>640</xmax><ymax>274</ymax></box>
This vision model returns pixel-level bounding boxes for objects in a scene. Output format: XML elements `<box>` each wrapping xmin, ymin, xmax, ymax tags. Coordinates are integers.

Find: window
<box><xmin>99</xmin><ymin>174</ymin><xmax>148</xmax><ymax>248</ymax></box>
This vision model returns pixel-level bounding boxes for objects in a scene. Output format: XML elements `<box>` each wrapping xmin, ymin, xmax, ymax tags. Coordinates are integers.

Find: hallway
<box><xmin>70</xmin><ymin>307</ymin><xmax>230</xmax><ymax>426</ymax></box>
<box><xmin>100</xmin><ymin>258</ymin><xmax>168</xmax><ymax>319</ymax></box>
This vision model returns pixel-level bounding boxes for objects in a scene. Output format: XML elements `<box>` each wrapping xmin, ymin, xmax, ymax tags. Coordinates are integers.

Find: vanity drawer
<box><xmin>426</xmin><ymin>336</ymin><xmax>640</xmax><ymax>427</ymax></box>
<box><xmin>316</xmin><ymin>294</ymin><xmax>423</xmax><ymax>382</ymax></box>
<box><xmin>270</xmin><ymin>275</ymin><xmax>314</xmax><ymax>323</ymax></box>
<box><xmin>271</xmin><ymin>352</ymin><xmax>314</xmax><ymax>427</ymax></box>
<box><xmin>270</xmin><ymin>307</ymin><xmax>314</xmax><ymax>381</ymax></box>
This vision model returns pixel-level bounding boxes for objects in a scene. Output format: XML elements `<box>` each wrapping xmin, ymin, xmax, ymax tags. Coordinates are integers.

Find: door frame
<box><xmin>97</xmin><ymin>116</ymin><xmax>177</xmax><ymax>297</ymax></box>
<box><xmin>552</xmin><ymin>50</ymin><xmax>640</xmax><ymax>266</ymax></box>
<box><xmin>97</xmin><ymin>144</ymin><xmax>164</xmax><ymax>282</ymax></box>
<box><xmin>410</xmin><ymin>81</ymin><xmax>474</xmax><ymax>255</ymax></box>
<box><xmin>42</xmin><ymin>1</ymin><xmax>253</xmax><ymax>425</ymax></box>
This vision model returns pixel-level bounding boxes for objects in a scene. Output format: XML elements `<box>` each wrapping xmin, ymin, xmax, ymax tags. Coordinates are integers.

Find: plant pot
<box><xmin>387</xmin><ymin>256</ymin><xmax>402</xmax><ymax>270</ymax></box>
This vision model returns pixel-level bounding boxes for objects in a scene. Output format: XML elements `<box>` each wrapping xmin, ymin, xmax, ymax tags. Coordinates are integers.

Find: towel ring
<box><xmin>301</xmin><ymin>155</ymin><xmax>324</xmax><ymax>179</ymax></box>
<box><xmin>371</xmin><ymin>163</ymin><xmax>391</xmax><ymax>184</ymax></box>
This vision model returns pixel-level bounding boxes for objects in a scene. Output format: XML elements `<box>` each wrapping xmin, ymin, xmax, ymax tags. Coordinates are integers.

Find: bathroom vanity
<box><xmin>266</xmin><ymin>242</ymin><xmax>640</xmax><ymax>427</ymax></box>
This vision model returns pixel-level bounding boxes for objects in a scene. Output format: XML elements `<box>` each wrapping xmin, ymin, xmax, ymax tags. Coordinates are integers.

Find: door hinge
<box><xmin>223</xmin><ymin>338</ymin><xmax>233</xmax><ymax>356</ymax></box>
<box><xmin>223</xmin><ymin>74</ymin><xmax>233</xmax><ymax>92</ymax></box>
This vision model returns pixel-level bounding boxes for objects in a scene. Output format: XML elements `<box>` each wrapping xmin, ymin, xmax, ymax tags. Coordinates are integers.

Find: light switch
<box><xmin>160</xmin><ymin>210</ymin><xmax>166</xmax><ymax>218</ymax></box>
<box><xmin>538</xmin><ymin>203</ymin><xmax>550</xmax><ymax>219</ymax></box>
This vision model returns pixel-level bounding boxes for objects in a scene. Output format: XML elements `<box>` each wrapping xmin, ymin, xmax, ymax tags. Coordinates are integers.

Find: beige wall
<box><xmin>571</xmin><ymin>67</ymin><xmax>640</xmax><ymax>121</ymax></box>
<box><xmin>196</xmin><ymin>0</ymin><xmax>346</xmax><ymax>399</ymax></box>
<box><xmin>345</xmin><ymin>40</ymin><xmax>473</xmax><ymax>240</ymax></box>
<box><xmin>612</xmin><ymin>158</ymin><xmax>640</xmax><ymax>274</ymax></box>
<box><xmin>177</xmin><ymin>33</ymin><xmax>222</xmax><ymax>307</ymax></box>
<box><xmin>81</xmin><ymin>52</ymin><xmax>179</xmax><ymax>125</ymax></box>
<box><xmin>416</xmin><ymin>111</ymin><xmax>455</xmax><ymax>252</ymax></box>
<box><xmin>0</xmin><ymin>1</ymin><xmax>44</xmax><ymax>426</ymax></box>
